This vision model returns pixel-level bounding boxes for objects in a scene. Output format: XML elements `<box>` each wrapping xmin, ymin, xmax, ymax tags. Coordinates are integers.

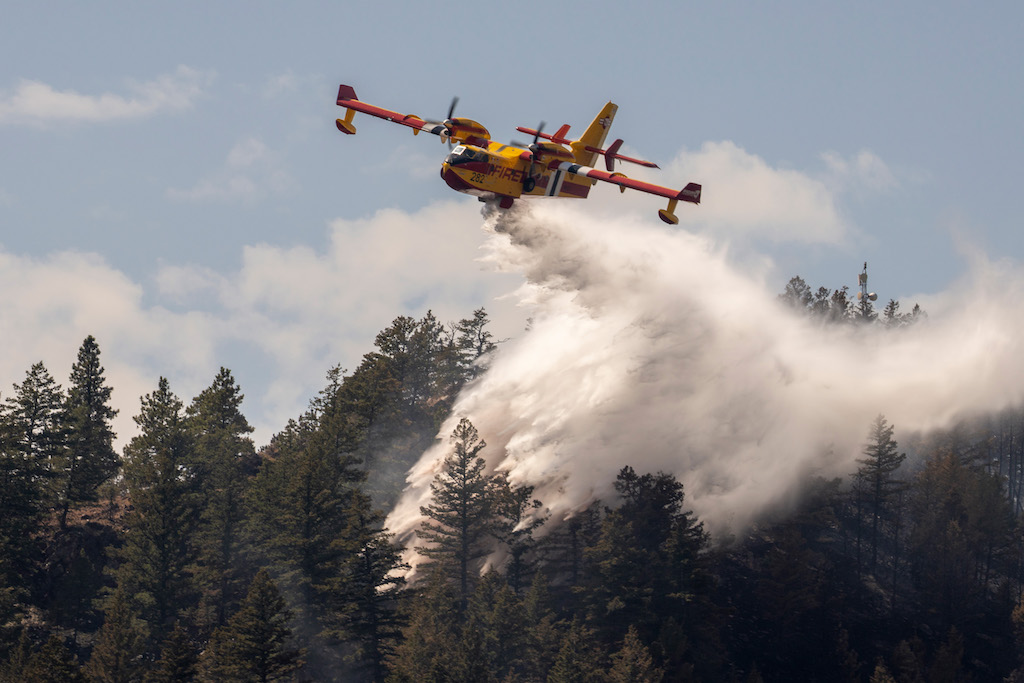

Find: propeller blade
<box><xmin>532</xmin><ymin>122</ymin><xmax>546</xmax><ymax>146</ymax></box>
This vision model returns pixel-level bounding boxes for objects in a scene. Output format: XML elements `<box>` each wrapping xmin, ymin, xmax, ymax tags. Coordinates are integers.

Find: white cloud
<box><xmin>0</xmin><ymin>201</ymin><xmax>524</xmax><ymax>449</ymax></box>
<box><xmin>669</xmin><ymin>141</ymin><xmax>847</xmax><ymax>243</ymax></box>
<box><xmin>821</xmin><ymin>149</ymin><xmax>898</xmax><ymax>194</ymax></box>
<box><xmin>575</xmin><ymin>140</ymin><xmax>856</xmax><ymax>245</ymax></box>
<box><xmin>0</xmin><ymin>66</ymin><xmax>212</xmax><ymax>126</ymax></box>
<box><xmin>166</xmin><ymin>137</ymin><xmax>297</xmax><ymax>202</ymax></box>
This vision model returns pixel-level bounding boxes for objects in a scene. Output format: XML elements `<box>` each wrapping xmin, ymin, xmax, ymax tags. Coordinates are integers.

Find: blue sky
<box><xmin>2</xmin><ymin>2</ymin><xmax>1022</xmax><ymax>447</ymax></box>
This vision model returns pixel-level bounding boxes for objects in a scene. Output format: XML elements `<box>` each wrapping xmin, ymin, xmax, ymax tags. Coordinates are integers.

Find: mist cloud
<box><xmin>386</xmin><ymin>201</ymin><xmax>1024</xmax><ymax>564</ymax></box>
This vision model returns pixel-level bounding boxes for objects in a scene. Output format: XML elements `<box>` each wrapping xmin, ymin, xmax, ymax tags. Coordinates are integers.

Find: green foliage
<box><xmin>417</xmin><ymin>418</ymin><xmax>497</xmax><ymax>608</ymax></box>
<box><xmin>23</xmin><ymin>634</ymin><xmax>86</xmax><ymax>683</ymax></box>
<box><xmin>583</xmin><ymin>467</ymin><xmax>708</xmax><ymax>639</ymax></box>
<box><xmin>852</xmin><ymin>414</ymin><xmax>907</xmax><ymax>571</ymax></box>
<box><xmin>491</xmin><ymin>475</ymin><xmax>546</xmax><ymax>595</ymax></box>
<box><xmin>547</xmin><ymin>618</ymin><xmax>604</xmax><ymax>683</ymax></box>
<box><xmin>779</xmin><ymin>275</ymin><xmax>925</xmax><ymax>326</ymax></box>
<box><xmin>118</xmin><ymin>377</ymin><xmax>198</xmax><ymax>645</ymax></box>
<box><xmin>385</xmin><ymin>570</ymin><xmax>461</xmax><ymax>683</ymax></box>
<box><xmin>10</xmin><ymin>309</ymin><xmax>1024</xmax><ymax>681</ymax></box>
<box><xmin>198</xmin><ymin>569</ymin><xmax>302</xmax><ymax>682</ymax></box>
<box><xmin>147</xmin><ymin>623</ymin><xmax>199</xmax><ymax>683</ymax></box>
<box><xmin>84</xmin><ymin>588</ymin><xmax>147</xmax><ymax>682</ymax></box>
<box><xmin>607</xmin><ymin>626</ymin><xmax>663</xmax><ymax>683</ymax></box>
<box><xmin>58</xmin><ymin>336</ymin><xmax>119</xmax><ymax>529</ymax></box>
<box><xmin>246</xmin><ymin>370</ymin><xmax>364</xmax><ymax>608</ymax></box>
<box><xmin>321</xmin><ymin>525</ymin><xmax>407</xmax><ymax>682</ymax></box>
<box><xmin>187</xmin><ymin>367</ymin><xmax>257</xmax><ymax>631</ymax></box>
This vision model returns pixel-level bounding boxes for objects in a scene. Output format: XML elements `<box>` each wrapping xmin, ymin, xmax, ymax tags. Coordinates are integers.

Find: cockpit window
<box><xmin>445</xmin><ymin>145</ymin><xmax>489</xmax><ymax>166</ymax></box>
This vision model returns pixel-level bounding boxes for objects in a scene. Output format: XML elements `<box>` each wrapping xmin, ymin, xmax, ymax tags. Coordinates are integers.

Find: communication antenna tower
<box><xmin>857</xmin><ymin>262</ymin><xmax>877</xmax><ymax>317</ymax></box>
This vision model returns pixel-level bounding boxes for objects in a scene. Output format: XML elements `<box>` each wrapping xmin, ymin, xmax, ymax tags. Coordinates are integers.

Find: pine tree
<box><xmin>0</xmin><ymin>397</ymin><xmax>47</xmax><ymax>621</ymax></box>
<box><xmin>247</xmin><ymin>369</ymin><xmax>385</xmax><ymax>676</ymax></box>
<box><xmin>547</xmin><ymin>618</ymin><xmax>604</xmax><ymax>683</ymax></box>
<box><xmin>0</xmin><ymin>628</ymin><xmax>34</xmax><ymax>681</ymax></box>
<box><xmin>357</xmin><ymin>312</ymin><xmax>483</xmax><ymax>508</ymax></box>
<box><xmin>778</xmin><ymin>276</ymin><xmax>813</xmax><ymax>312</ymax></box>
<box><xmin>870</xmin><ymin>659</ymin><xmax>897</xmax><ymax>683</ymax></box>
<box><xmin>187</xmin><ymin>368</ymin><xmax>256</xmax><ymax>631</ymax></box>
<box><xmin>118</xmin><ymin>377</ymin><xmax>198</xmax><ymax>646</ymax></box>
<box><xmin>491</xmin><ymin>475</ymin><xmax>545</xmax><ymax>595</ymax></box>
<box><xmin>0</xmin><ymin>362</ymin><xmax>65</xmax><ymax>623</ymax></box>
<box><xmin>384</xmin><ymin>569</ymin><xmax>461</xmax><ymax>683</ymax></box>
<box><xmin>5</xmin><ymin>362</ymin><xmax>66</xmax><ymax>506</ymax></box>
<box><xmin>462</xmin><ymin>571</ymin><xmax>528</xmax><ymax>679</ymax></box>
<box><xmin>198</xmin><ymin>569</ymin><xmax>302</xmax><ymax>682</ymax></box>
<box><xmin>57</xmin><ymin>335</ymin><xmax>118</xmax><ymax>529</ymax></box>
<box><xmin>322</xmin><ymin>519</ymin><xmax>407</xmax><ymax>682</ymax></box>
<box><xmin>584</xmin><ymin>468</ymin><xmax>707</xmax><ymax>640</ymax></box>
<box><xmin>417</xmin><ymin>417</ymin><xmax>497</xmax><ymax>609</ymax></box>
<box><xmin>455</xmin><ymin>307</ymin><xmax>498</xmax><ymax>380</ymax></box>
<box><xmin>247</xmin><ymin>381</ymin><xmax>361</xmax><ymax>597</ymax></box>
<box><xmin>24</xmin><ymin>634</ymin><xmax>86</xmax><ymax>682</ymax></box>
<box><xmin>607</xmin><ymin>626</ymin><xmax>663</xmax><ymax>683</ymax></box>
<box><xmin>147</xmin><ymin>623</ymin><xmax>199</xmax><ymax>683</ymax></box>
<box><xmin>854</xmin><ymin>415</ymin><xmax>906</xmax><ymax>571</ymax></box>
<box><xmin>84</xmin><ymin>588</ymin><xmax>147</xmax><ymax>683</ymax></box>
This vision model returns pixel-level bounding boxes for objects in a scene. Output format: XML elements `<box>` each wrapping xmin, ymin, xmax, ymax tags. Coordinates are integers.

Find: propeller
<box><xmin>522</xmin><ymin>121</ymin><xmax>545</xmax><ymax>192</ymax></box>
<box><xmin>441</xmin><ymin>96</ymin><xmax>459</xmax><ymax>146</ymax></box>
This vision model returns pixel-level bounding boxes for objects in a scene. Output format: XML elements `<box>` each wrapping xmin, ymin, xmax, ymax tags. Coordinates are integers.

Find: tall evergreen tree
<box><xmin>147</xmin><ymin>622</ymin><xmax>199</xmax><ymax>683</ymax></box>
<box><xmin>384</xmin><ymin>569</ymin><xmax>461</xmax><ymax>683</ymax></box>
<box><xmin>455</xmin><ymin>307</ymin><xmax>498</xmax><ymax>380</ymax></box>
<box><xmin>607</xmin><ymin>626</ymin><xmax>664</xmax><ymax>683</ymax></box>
<box><xmin>247</xmin><ymin>368</ymin><xmax>386</xmax><ymax>676</ymax></box>
<box><xmin>24</xmin><ymin>634</ymin><xmax>86</xmax><ymax>683</ymax></box>
<box><xmin>547</xmin><ymin>618</ymin><xmax>605</xmax><ymax>683</ymax></box>
<box><xmin>0</xmin><ymin>362</ymin><xmax>65</xmax><ymax>623</ymax></box>
<box><xmin>778</xmin><ymin>276</ymin><xmax>813</xmax><ymax>313</ymax></box>
<box><xmin>461</xmin><ymin>570</ymin><xmax>529</xmax><ymax>680</ymax></box>
<box><xmin>321</xmin><ymin>519</ymin><xmax>408</xmax><ymax>682</ymax></box>
<box><xmin>5</xmin><ymin>361</ymin><xmax>66</xmax><ymax>503</ymax></box>
<box><xmin>417</xmin><ymin>417</ymin><xmax>497</xmax><ymax>609</ymax></box>
<box><xmin>582</xmin><ymin>467</ymin><xmax>722</xmax><ymax>678</ymax></box>
<box><xmin>187</xmin><ymin>367</ymin><xmax>256</xmax><ymax>631</ymax></box>
<box><xmin>84</xmin><ymin>588</ymin><xmax>147</xmax><ymax>683</ymax></box>
<box><xmin>197</xmin><ymin>569</ymin><xmax>303</xmax><ymax>683</ymax></box>
<box><xmin>57</xmin><ymin>335</ymin><xmax>118</xmax><ymax>528</ymax></box>
<box><xmin>491</xmin><ymin>474</ymin><xmax>545</xmax><ymax>594</ymax></box>
<box><xmin>118</xmin><ymin>377</ymin><xmax>198</xmax><ymax>646</ymax></box>
<box><xmin>853</xmin><ymin>415</ymin><xmax>907</xmax><ymax>571</ymax></box>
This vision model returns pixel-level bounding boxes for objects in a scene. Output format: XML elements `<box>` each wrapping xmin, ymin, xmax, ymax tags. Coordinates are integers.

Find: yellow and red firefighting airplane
<box><xmin>335</xmin><ymin>85</ymin><xmax>701</xmax><ymax>224</ymax></box>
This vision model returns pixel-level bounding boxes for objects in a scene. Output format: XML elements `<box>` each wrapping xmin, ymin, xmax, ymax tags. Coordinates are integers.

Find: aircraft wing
<box><xmin>552</xmin><ymin>161</ymin><xmax>701</xmax><ymax>224</ymax></box>
<box><xmin>336</xmin><ymin>85</ymin><xmax>489</xmax><ymax>144</ymax></box>
<box><xmin>336</xmin><ymin>85</ymin><xmax>437</xmax><ymax>135</ymax></box>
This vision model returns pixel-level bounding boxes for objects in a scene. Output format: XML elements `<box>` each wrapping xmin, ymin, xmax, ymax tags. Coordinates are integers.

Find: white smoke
<box><xmin>385</xmin><ymin>200</ymin><xmax>1024</xmax><ymax>562</ymax></box>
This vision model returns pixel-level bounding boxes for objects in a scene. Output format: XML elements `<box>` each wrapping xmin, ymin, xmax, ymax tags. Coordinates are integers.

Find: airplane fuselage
<box><xmin>441</xmin><ymin>143</ymin><xmax>593</xmax><ymax>202</ymax></box>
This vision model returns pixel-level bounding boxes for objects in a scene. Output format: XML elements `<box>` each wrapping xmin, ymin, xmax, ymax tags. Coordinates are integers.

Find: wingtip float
<box><xmin>335</xmin><ymin>84</ymin><xmax>701</xmax><ymax>225</ymax></box>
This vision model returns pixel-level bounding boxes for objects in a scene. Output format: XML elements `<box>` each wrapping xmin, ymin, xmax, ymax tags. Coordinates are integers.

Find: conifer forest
<box><xmin>6</xmin><ymin>281</ymin><xmax>1024</xmax><ymax>682</ymax></box>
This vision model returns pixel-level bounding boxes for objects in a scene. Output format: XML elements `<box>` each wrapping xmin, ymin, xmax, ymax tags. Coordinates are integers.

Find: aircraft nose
<box><xmin>440</xmin><ymin>162</ymin><xmax>473</xmax><ymax>192</ymax></box>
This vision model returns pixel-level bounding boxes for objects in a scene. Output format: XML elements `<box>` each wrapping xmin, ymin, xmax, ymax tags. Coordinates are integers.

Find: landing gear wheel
<box><xmin>523</xmin><ymin>177</ymin><xmax>536</xmax><ymax>193</ymax></box>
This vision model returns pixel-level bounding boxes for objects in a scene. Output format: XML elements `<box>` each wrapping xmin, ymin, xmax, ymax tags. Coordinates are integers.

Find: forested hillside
<box><xmin>4</xmin><ymin>291</ymin><xmax>1024</xmax><ymax>682</ymax></box>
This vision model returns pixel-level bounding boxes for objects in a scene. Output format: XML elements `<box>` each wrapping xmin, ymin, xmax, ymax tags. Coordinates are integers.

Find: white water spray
<box><xmin>385</xmin><ymin>201</ymin><xmax>1024</xmax><ymax>563</ymax></box>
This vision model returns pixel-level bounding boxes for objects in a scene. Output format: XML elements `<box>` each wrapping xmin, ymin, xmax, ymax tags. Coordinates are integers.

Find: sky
<box><xmin>2</xmin><ymin>1</ymin><xmax>1023</xmax><ymax>456</ymax></box>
